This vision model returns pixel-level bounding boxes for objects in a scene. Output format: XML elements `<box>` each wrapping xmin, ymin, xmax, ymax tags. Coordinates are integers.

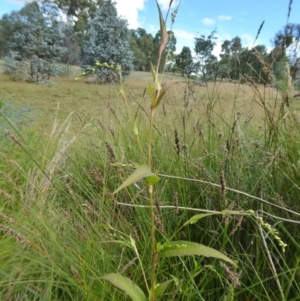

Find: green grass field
<box><xmin>0</xmin><ymin>70</ymin><xmax>300</xmax><ymax>300</ymax></box>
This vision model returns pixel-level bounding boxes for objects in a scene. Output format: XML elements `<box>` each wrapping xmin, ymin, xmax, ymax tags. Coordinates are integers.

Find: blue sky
<box><xmin>1</xmin><ymin>0</ymin><xmax>300</xmax><ymax>56</ymax></box>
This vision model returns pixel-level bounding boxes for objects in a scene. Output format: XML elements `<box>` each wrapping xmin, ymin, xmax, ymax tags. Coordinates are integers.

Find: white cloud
<box><xmin>173</xmin><ymin>29</ymin><xmax>195</xmax><ymax>54</ymax></box>
<box><xmin>174</xmin><ymin>29</ymin><xmax>194</xmax><ymax>41</ymax></box>
<box><xmin>212</xmin><ymin>40</ymin><xmax>223</xmax><ymax>58</ymax></box>
<box><xmin>176</xmin><ymin>41</ymin><xmax>195</xmax><ymax>54</ymax></box>
<box><xmin>212</xmin><ymin>33</ymin><xmax>232</xmax><ymax>59</ymax></box>
<box><xmin>241</xmin><ymin>34</ymin><xmax>254</xmax><ymax>48</ymax></box>
<box><xmin>217</xmin><ymin>15</ymin><xmax>232</xmax><ymax>21</ymax></box>
<box><xmin>202</xmin><ymin>18</ymin><xmax>215</xmax><ymax>26</ymax></box>
<box><xmin>148</xmin><ymin>24</ymin><xmax>158</xmax><ymax>34</ymax></box>
<box><xmin>115</xmin><ymin>0</ymin><xmax>146</xmax><ymax>29</ymax></box>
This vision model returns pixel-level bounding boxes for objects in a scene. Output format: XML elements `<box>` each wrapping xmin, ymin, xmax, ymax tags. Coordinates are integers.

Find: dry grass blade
<box><xmin>156</xmin><ymin>174</ymin><xmax>300</xmax><ymax>218</ymax></box>
<box><xmin>156</xmin><ymin>0</ymin><xmax>168</xmax><ymax>59</ymax></box>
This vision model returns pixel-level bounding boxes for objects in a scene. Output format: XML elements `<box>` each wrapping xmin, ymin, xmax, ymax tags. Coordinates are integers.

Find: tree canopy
<box><xmin>175</xmin><ymin>46</ymin><xmax>193</xmax><ymax>77</ymax></box>
<box><xmin>48</xmin><ymin>0</ymin><xmax>103</xmax><ymax>32</ymax></box>
<box><xmin>130</xmin><ymin>28</ymin><xmax>154</xmax><ymax>71</ymax></box>
<box><xmin>3</xmin><ymin>1</ymin><xmax>66</xmax><ymax>82</ymax></box>
<box><xmin>82</xmin><ymin>0</ymin><xmax>133</xmax><ymax>83</ymax></box>
<box><xmin>0</xmin><ymin>0</ymin><xmax>300</xmax><ymax>88</ymax></box>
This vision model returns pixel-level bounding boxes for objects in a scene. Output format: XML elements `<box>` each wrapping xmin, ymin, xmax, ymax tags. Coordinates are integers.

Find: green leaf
<box><xmin>113</xmin><ymin>164</ymin><xmax>160</xmax><ymax>194</ymax></box>
<box><xmin>101</xmin><ymin>273</ymin><xmax>146</xmax><ymax>301</ymax></box>
<box><xmin>149</xmin><ymin>61</ymin><xmax>156</xmax><ymax>83</ymax></box>
<box><xmin>156</xmin><ymin>242</ymin><xmax>162</xmax><ymax>252</ymax></box>
<box><xmin>160</xmin><ymin>241</ymin><xmax>237</xmax><ymax>267</ymax></box>
<box><xmin>133</xmin><ymin>108</ymin><xmax>139</xmax><ymax>136</ymax></box>
<box><xmin>147</xmin><ymin>82</ymin><xmax>154</xmax><ymax>101</ymax></box>
<box><xmin>146</xmin><ymin>174</ymin><xmax>160</xmax><ymax>185</ymax></box>
<box><xmin>183</xmin><ymin>210</ymin><xmax>245</xmax><ymax>227</ymax></box>
<box><xmin>129</xmin><ymin>236</ymin><xmax>137</xmax><ymax>249</ymax></box>
<box><xmin>154</xmin><ymin>80</ymin><xmax>182</xmax><ymax>108</ymax></box>
<box><xmin>154</xmin><ymin>279</ymin><xmax>173</xmax><ymax>299</ymax></box>
<box><xmin>182</xmin><ymin>213</ymin><xmax>219</xmax><ymax>227</ymax></box>
<box><xmin>149</xmin><ymin>61</ymin><xmax>161</xmax><ymax>101</ymax></box>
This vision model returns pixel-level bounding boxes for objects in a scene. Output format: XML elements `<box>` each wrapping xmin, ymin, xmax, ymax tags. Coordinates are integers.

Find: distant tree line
<box><xmin>0</xmin><ymin>0</ymin><xmax>299</xmax><ymax>86</ymax></box>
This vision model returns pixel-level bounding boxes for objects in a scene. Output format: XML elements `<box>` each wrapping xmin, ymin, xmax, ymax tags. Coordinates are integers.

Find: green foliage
<box><xmin>175</xmin><ymin>46</ymin><xmax>194</xmax><ymax>77</ymax></box>
<box><xmin>60</xmin><ymin>19</ymin><xmax>81</xmax><ymax>65</ymax></box>
<box><xmin>4</xmin><ymin>1</ymin><xmax>66</xmax><ymax>82</ymax></box>
<box><xmin>49</xmin><ymin>0</ymin><xmax>103</xmax><ymax>33</ymax></box>
<box><xmin>152</xmin><ymin>280</ymin><xmax>173</xmax><ymax>300</ymax></box>
<box><xmin>1</xmin><ymin>1</ymin><xmax>300</xmax><ymax>301</ymax></box>
<box><xmin>113</xmin><ymin>164</ymin><xmax>160</xmax><ymax>194</ymax></box>
<box><xmin>82</xmin><ymin>0</ymin><xmax>133</xmax><ymax>83</ymax></box>
<box><xmin>130</xmin><ymin>28</ymin><xmax>154</xmax><ymax>71</ymax></box>
<box><xmin>273</xmin><ymin>23</ymin><xmax>300</xmax><ymax>82</ymax></box>
<box><xmin>0</xmin><ymin>11</ymin><xmax>19</xmax><ymax>57</ymax></box>
<box><xmin>1</xmin><ymin>62</ymin><xmax>300</xmax><ymax>300</ymax></box>
<box><xmin>195</xmin><ymin>30</ymin><xmax>217</xmax><ymax>81</ymax></box>
<box><xmin>100</xmin><ymin>274</ymin><xmax>147</xmax><ymax>301</ymax></box>
<box><xmin>159</xmin><ymin>241</ymin><xmax>236</xmax><ymax>266</ymax></box>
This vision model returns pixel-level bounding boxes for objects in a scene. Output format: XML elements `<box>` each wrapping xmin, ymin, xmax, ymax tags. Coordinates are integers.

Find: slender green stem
<box><xmin>148</xmin><ymin>108</ymin><xmax>155</xmax><ymax>168</ymax></box>
<box><xmin>135</xmin><ymin>135</ymin><xmax>145</xmax><ymax>162</ymax></box>
<box><xmin>118</xmin><ymin>72</ymin><xmax>131</xmax><ymax>119</ymax></box>
<box><xmin>148</xmin><ymin>107</ymin><xmax>157</xmax><ymax>300</ymax></box>
<box><xmin>148</xmin><ymin>185</ymin><xmax>157</xmax><ymax>301</ymax></box>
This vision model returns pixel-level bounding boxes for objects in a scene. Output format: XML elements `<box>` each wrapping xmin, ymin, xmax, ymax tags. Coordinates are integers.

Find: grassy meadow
<box><xmin>0</xmin><ymin>64</ymin><xmax>300</xmax><ymax>300</ymax></box>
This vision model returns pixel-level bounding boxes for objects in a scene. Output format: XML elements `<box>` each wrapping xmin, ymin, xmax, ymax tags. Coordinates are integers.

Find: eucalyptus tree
<box><xmin>130</xmin><ymin>28</ymin><xmax>154</xmax><ymax>71</ymax></box>
<box><xmin>6</xmin><ymin>1</ymin><xmax>66</xmax><ymax>82</ymax></box>
<box><xmin>219</xmin><ymin>36</ymin><xmax>243</xmax><ymax>80</ymax></box>
<box><xmin>0</xmin><ymin>11</ymin><xmax>19</xmax><ymax>57</ymax></box>
<box><xmin>60</xmin><ymin>19</ymin><xmax>81</xmax><ymax>65</ymax></box>
<box><xmin>175</xmin><ymin>46</ymin><xmax>194</xmax><ymax>77</ymax></box>
<box><xmin>82</xmin><ymin>0</ymin><xmax>133</xmax><ymax>83</ymax></box>
<box><xmin>194</xmin><ymin>30</ymin><xmax>217</xmax><ymax>77</ymax></box>
<box><xmin>49</xmin><ymin>0</ymin><xmax>103</xmax><ymax>33</ymax></box>
<box><xmin>274</xmin><ymin>23</ymin><xmax>300</xmax><ymax>82</ymax></box>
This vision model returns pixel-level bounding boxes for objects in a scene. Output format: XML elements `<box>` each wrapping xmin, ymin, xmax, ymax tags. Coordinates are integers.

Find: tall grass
<box><xmin>1</xmin><ymin>4</ymin><xmax>300</xmax><ymax>301</ymax></box>
<box><xmin>1</xmin><ymin>68</ymin><xmax>300</xmax><ymax>300</ymax></box>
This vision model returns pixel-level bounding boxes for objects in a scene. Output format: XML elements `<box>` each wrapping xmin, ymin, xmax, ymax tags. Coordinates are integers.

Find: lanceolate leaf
<box><xmin>113</xmin><ymin>164</ymin><xmax>160</xmax><ymax>194</ymax></box>
<box><xmin>149</xmin><ymin>61</ymin><xmax>161</xmax><ymax>98</ymax></box>
<box><xmin>149</xmin><ymin>61</ymin><xmax>156</xmax><ymax>83</ymax></box>
<box><xmin>100</xmin><ymin>273</ymin><xmax>146</xmax><ymax>301</ymax></box>
<box><xmin>147</xmin><ymin>82</ymin><xmax>154</xmax><ymax>100</ymax></box>
<box><xmin>133</xmin><ymin>108</ymin><xmax>139</xmax><ymax>136</ymax></box>
<box><xmin>154</xmin><ymin>279</ymin><xmax>173</xmax><ymax>299</ymax></box>
<box><xmin>154</xmin><ymin>80</ymin><xmax>182</xmax><ymax>108</ymax></box>
<box><xmin>183</xmin><ymin>210</ymin><xmax>246</xmax><ymax>227</ymax></box>
<box><xmin>160</xmin><ymin>241</ymin><xmax>237</xmax><ymax>267</ymax></box>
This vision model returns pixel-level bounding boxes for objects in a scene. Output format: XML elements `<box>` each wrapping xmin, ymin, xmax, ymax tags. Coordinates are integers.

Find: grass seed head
<box><xmin>174</xmin><ymin>129</ymin><xmax>180</xmax><ymax>155</ymax></box>
<box><xmin>105</xmin><ymin>141</ymin><xmax>116</xmax><ymax>162</ymax></box>
<box><xmin>0</xmin><ymin>225</ymin><xmax>30</xmax><ymax>246</ymax></box>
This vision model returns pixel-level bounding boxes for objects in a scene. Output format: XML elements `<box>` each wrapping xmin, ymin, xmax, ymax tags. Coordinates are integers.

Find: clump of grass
<box><xmin>1</xmin><ymin>2</ymin><xmax>300</xmax><ymax>300</ymax></box>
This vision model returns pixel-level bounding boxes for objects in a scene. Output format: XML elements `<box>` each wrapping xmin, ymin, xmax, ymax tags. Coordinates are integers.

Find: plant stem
<box><xmin>148</xmin><ymin>185</ymin><xmax>157</xmax><ymax>301</ymax></box>
<box><xmin>148</xmin><ymin>107</ymin><xmax>157</xmax><ymax>300</ymax></box>
<box><xmin>148</xmin><ymin>108</ymin><xmax>155</xmax><ymax>169</ymax></box>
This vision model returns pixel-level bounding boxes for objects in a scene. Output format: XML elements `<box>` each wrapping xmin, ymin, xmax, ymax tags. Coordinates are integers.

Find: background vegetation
<box><xmin>0</xmin><ymin>0</ymin><xmax>300</xmax><ymax>300</ymax></box>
